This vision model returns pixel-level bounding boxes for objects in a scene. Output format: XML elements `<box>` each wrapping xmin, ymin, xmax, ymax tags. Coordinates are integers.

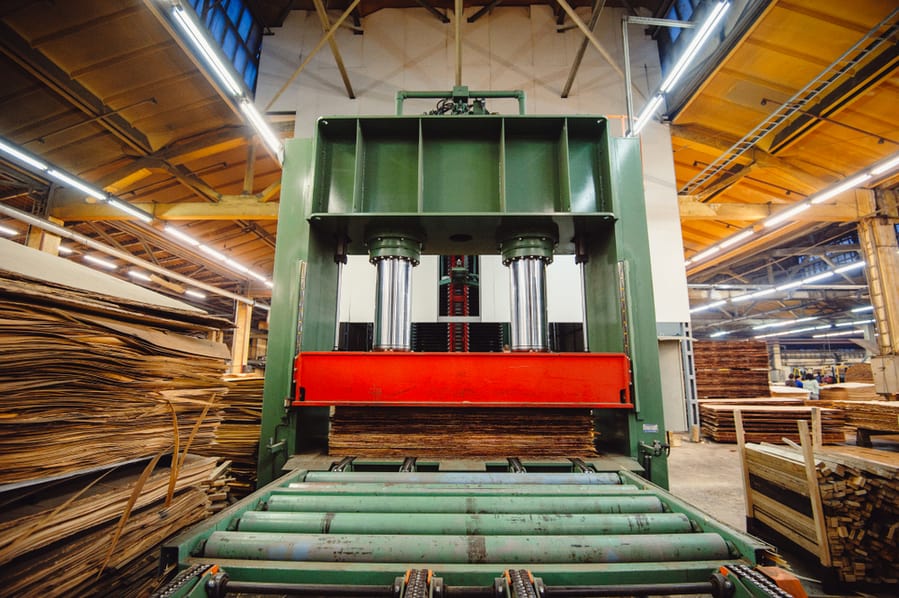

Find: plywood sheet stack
<box><xmin>831</xmin><ymin>400</ymin><xmax>899</xmax><ymax>434</ymax></box>
<box><xmin>330</xmin><ymin>408</ymin><xmax>597</xmax><ymax>458</ymax></box>
<box><xmin>819</xmin><ymin>383</ymin><xmax>879</xmax><ymax>403</ymax></box>
<box><xmin>694</xmin><ymin>340</ymin><xmax>770</xmax><ymax>398</ymax></box>
<box><xmin>743</xmin><ymin>442</ymin><xmax>899</xmax><ymax>584</ymax></box>
<box><xmin>844</xmin><ymin>363</ymin><xmax>874</xmax><ymax>383</ymax></box>
<box><xmin>700</xmin><ymin>404</ymin><xmax>845</xmax><ymax>443</ymax></box>
<box><xmin>0</xmin><ymin>264</ymin><xmax>232</xmax><ymax>596</ymax></box>
<box><xmin>196</xmin><ymin>375</ymin><xmax>264</xmax><ymax>499</ymax></box>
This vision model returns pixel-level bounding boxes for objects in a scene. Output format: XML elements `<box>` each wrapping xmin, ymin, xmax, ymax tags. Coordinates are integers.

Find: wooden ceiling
<box><xmin>0</xmin><ymin>0</ymin><xmax>896</xmax><ymax>330</ymax></box>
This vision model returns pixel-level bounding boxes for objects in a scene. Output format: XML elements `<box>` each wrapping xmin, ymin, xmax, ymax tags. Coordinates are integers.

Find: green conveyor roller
<box><xmin>301</xmin><ymin>471</ymin><xmax>622</xmax><ymax>484</ymax></box>
<box><xmin>282</xmin><ymin>482</ymin><xmax>641</xmax><ymax>496</ymax></box>
<box><xmin>264</xmin><ymin>494</ymin><xmax>664</xmax><ymax>514</ymax></box>
<box><xmin>202</xmin><ymin>531</ymin><xmax>732</xmax><ymax>563</ymax></box>
<box><xmin>237</xmin><ymin>511</ymin><xmax>695</xmax><ymax>535</ymax></box>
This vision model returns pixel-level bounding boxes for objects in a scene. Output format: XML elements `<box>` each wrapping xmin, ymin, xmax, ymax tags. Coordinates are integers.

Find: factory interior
<box><xmin>0</xmin><ymin>0</ymin><xmax>898</xmax><ymax>596</ymax></box>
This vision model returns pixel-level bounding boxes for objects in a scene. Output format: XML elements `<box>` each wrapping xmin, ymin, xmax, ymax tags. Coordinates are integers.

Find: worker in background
<box><xmin>786</xmin><ymin>373</ymin><xmax>796</xmax><ymax>387</ymax></box>
<box><xmin>804</xmin><ymin>373</ymin><xmax>820</xmax><ymax>400</ymax></box>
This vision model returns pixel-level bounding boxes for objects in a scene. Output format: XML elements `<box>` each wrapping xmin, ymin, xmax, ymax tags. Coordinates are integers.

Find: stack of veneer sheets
<box><xmin>844</xmin><ymin>363</ymin><xmax>874</xmax><ymax>383</ymax></box>
<box><xmin>694</xmin><ymin>340</ymin><xmax>770</xmax><ymax>398</ymax></box>
<box><xmin>196</xmin><ymin>375</ymin><xmax>264</xmax><ymax>498</ymax></box>
<box><xmin>330</xmin><ymin>407</ymin><xmax>597</xmax><ymax>458</ymax></box>
<box><xmin>700</xmin><ymin>402</ymin><xmax>845</xmax><ymax>444</ymax></box>
<box><xmin>831</xmin><ymin>400</ymin><xmax>899</xmax><ymax>434</ymax></box>
<box><xmin>0</xmin><ymin>267</ymin><xmax>231</xmax><ymax>595</ymax></box>
<box><xmin>818</xmin><ymin>383</ymin><xmax>879</xmax><ymax>403</ymax></box>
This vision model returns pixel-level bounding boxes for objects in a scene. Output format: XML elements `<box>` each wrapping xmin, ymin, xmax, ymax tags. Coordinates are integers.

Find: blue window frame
<box><xmin>188</xmin><ymin>0</ymin><xmax>263</xmax><ymax>94</ymax></box>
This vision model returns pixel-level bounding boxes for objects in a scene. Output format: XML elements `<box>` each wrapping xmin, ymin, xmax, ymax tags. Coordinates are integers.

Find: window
<box><xmin>188</xmin><ymin>0</ymin><xmax>263</xmax><ymax>94</ymax></box>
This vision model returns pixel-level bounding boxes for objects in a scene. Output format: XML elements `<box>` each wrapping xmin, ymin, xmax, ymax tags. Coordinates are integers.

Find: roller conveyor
<box><xmin>159</xmin><ymin>464</ymin><xmax>796</xmax><ymax>597</ymax></box>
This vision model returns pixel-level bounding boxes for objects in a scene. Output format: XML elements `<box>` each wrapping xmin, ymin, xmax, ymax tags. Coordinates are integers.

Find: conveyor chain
<box><xmin>395</xmin><ymin>569</ymin><xmax>443</xmax><ymax>598</ymax></box>
<box><xmin>724</xmin><ymin>564</ymin><xmax>794</xmax><ymax>598</ymax></box>
<box><xmin>499</xmin><ymin>569</ymin><xmax>545</xmax><ymax>598</ymax></box>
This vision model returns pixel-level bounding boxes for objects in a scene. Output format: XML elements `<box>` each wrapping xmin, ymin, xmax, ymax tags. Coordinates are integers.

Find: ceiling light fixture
<box><xmin>171</xmin><ymin>4</ymin><xmax>242</xmax><ymax>96</ymax></box>
<box><xmin>0</xmin><ymin>223</ymin><xmax>19</xmax><ymax>236</ymax></box>
<box><xmin>239</xmin><ymin>98</ymin><xmax>283</xmax><ymax>161</ymax></box>
<box><xmin>630</xmin><ymin>95</ymin><xmax>664</xmax><ymax>137</ymax></box>
<box><xmin>801</xmin><ymin>271</ymin><xmax>835</xmax><ymax>284</ymax></box>
<box><xmin>709</xmin><ymin>330</ymin><xmax>730</xmax><ymax>338</ymax></box>
<box><xmin>83</xmin><ymin>254</ymin><xmax>118</xmax><ymax>270</ymax></box>
<box><xmin>851</xmin><ymin>305</ymin><xmax>874</xmax><ymax>313</ymax></box>
<box><xmin>659</xmin><ymin>1</ymin><xmax>730</xmax><ymax>93</ymax></box>
<box><xmin>107</xmin><ymin>198</ymin><xmax>154</xmax><ymax>224</ymax></box>
<box><xmin>57</xmin><ymin>244</ymin><xmax>73</xmax><ymax>254</ymax></box>
<box><xmin>164</xmin><ymin>225</ymin><xmax>202</xmax><ymax>247</ymax></box>
<box><xmin>763</xmin><ymin>203</ymin><xmax>811</xmax><ymax>228</ymax></box>
<box><xmin>128</xmin><ymin>270</ymin><xmax>152</xmax><ymax>281</ymax></box>
<box><xmin>0</xmin><ymin>139</ymin><xmax>48</xmax><ymax>171</ymax></box>
<box><xmin>46</xmin><ymin>169</ymin><xmax>106</xmax><ymax>201</ymax></box>
<box><xmin>689</xmin><ymin>299</ymin><xmax>728</xmax><ymax>314</ymax></box>
<box><xmin>809</xmin><ymin>173</ymin><xmax>871</xmax><ymax>205</ymax></box>
<box><xmin>753</xmin><ymin>316</ymin><xmax>818</xmax><ymax>331</ymax></box>
<box><xmin>834</xmin><ymin>261</ymin><xmax>866</xmax><ymax>274</ymax></box>
<box><xmin>870</xmin><ymin>152</ymin><xmax>899</xmax><ymax>176</ymax></box>
<box><xmin>185</xmin><ymin>289</ymin><xmax>207</xmax><ymax>299</ymax></box>
<box><xmin>813</xmin><ymin>329</ymin><xmax>863</xmax><ymax>338</ymax></box>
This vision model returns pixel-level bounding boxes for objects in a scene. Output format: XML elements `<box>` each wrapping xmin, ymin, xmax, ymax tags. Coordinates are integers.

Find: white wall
<box><xmin>258</xmin><ymin>6</ymin><xmax>690</xmax><ymax>324</ymax></box>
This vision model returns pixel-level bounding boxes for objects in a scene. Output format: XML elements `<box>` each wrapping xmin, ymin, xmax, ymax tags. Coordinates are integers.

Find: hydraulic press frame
<box><xmin>259</xmin><ymin>112</ymin><xmax>669</xmax><ymax>486</ymax></box>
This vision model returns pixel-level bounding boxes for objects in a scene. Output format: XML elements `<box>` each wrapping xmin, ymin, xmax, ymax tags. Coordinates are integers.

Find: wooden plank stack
<box><xmin>330</xmin><ymin>408</ymin><xmax>597</xmax><ymax>458</ymax></box>
<box><xmin>196</xmin><ymin>375</ymin><xmax>264</xmax><ymax>499</ymax></box>
<box><xmin>694</xmin><ymin>340</ymin><xmax>770</xmax><ymax>398</ymax></box>
<box><xmin>831</xmin><ymin>400</ymin><xmax>899</xmax><ymax>434</ymax></box>
<box><xmin>700</xmin><ymin>404</ymin><xmax>845</xmax><ymax>444</ymax></box>
<box><xmin>743</xmin><ymin>441</ymin><xmax>899</xmax><ymax>584</ymax></box>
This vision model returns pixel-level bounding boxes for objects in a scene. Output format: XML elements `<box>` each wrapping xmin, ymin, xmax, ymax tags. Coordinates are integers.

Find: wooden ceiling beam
<box><xmin>679</xmin><ymin>196</ymin><xmax>862</xmax><ymax>222</ymax></box>
<box><xmin>50</xmin><ymin>199</ymin><xmax>279</xmax><ymax>222</ymax></box>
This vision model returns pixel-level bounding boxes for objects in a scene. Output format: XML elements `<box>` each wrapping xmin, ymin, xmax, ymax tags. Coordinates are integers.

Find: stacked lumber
<box><xmin>694</xmin><ymin>340</ymin><xmax>770</xmax><ymax>398</ymax></box>
<box><xmin>0</xmin><ymin>271</ymin><xmax>230</xmax><ymax>485</ymax></box>
<box><xmin>196</xmin><ymin>375</ymin><xmax>264</xmax><ymax>499</ymax></box>
<box><xmin>819</xmin><ymin>383</ymin><xmax>879</xmax><ymax>403</ymax></box>
<box><xmin>700</xmin><ymin>397</ymin><xmax>804</xmax><ymax>406</ymax></box>
<box><xmin>844</xmin><ymin>363</ymin><xmax>874</xmax><ymax>383</ymax></box>
<box><xmin>744</xmin><ymin>441</ymin><xmax>899</xmax><ymax>584</ymax></box>
<box><xmin>831</xmin><ymin>400</ymin><xmax>899</xmax><ymax>434</ymax></box>
<box><xmin>330</xmin><ymin>408</ymin><xmax>597</xmax><ymax>457</ymax></box>
<box><xmin>700</xmin><ymin>404</ymin><xmax>845</xmax><ymax>444</ymax></box>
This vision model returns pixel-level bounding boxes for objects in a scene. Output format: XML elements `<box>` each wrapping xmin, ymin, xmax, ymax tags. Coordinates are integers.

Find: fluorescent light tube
<box><xmin>631</xmin><ymin>95</ymin><xmax>664</xmax><ymax>136</ymax></box>
<box><xmin>851</xmin><ymin>305</ymin><xmax>874</xmax><ymax>313</ymax></box>
<box><xmin>46</xmin><ymin>169</ymin><xmax>106</xmax><ymax>200</ymax></box>
<box><xmin>107</xmin><ymin>198</ymin><xmax>153</xmax><ymax>223</ymax></box>
<box><xmin>164</xmin><ymin>225</ymin><xmax>201</xmax><ymax>247</ymax></box>
<box><xmin>801</xmin><ymin>271</ymin><xmax>834</xmax><ymax>284</ymax></box>
<box><xmin>719</xmin><ymin>229</ymin><xmax>754</xmax><ymax>248</ymax></box>
<box><xmin>809</xmin><ymin>173</ymin><xmax>871</xmax><ymax>204</ymax></box>
<box><xmin>0</xmin><ymin>139</ymin><xmax>48</xmax><ymax>171</ymax></box>
<box><xmin>813</xmin><ymin>329</ymin><xmax>863</xmax><ymax>338</ymax></box>
<box><xmin>871</xmin><ymin>153</ymin><xmax>899</xmax><ymax>175</ymax></box>
<box><xmin>239</xmin><ymin>99</ymin><xmax>283</xmax><ymax>159</ymax></box>
<box><xmin>185</xmin><ymin>289</ymin><xmax>207</xmax><ymax>299</ymax></box>
<box><xmin>83</xmin><ymin>254</ymin><xmax>117</xmax><ymax>270</ymax></box>
<box><xmin>0</xmin><ymin>224</ymin><xmax>18</xmax><ymax>236</ymax></box>
<box><xmin>659</xmin><ymin>1</ymin><xmax>730</xmax><ymax>93</ymax></box>
<box><xmin>199</xmin><ymin>244</ymin><xmax>228</xmax><ymax>261</ymax></box>
<box><xmin>264</xmin><ymin>280</ymin><xmax>274</xmax><ymax>289</ymax></box>
<box><xmin>691</xmin><ymin>245</ymin><xmax>721</xmax><ymax>262</ymax></box>
<box><xmin>172</xmin><ymin>5</ymin><xmax>242</xmax><ymax>96</ymax></box>
<box><xmin>128</xmin><ymin>270</ymin><xmax>152</xmax><ymax>281</ymax></box>
<box><xmin>764</xmin><ymin>202</ymin><xmax>810</xmax><ymax>228</ymax></box>
<box><xmin>689</xmin><ymin>299</ymin><xmax>727</xmax><ymax>313</ymax></box>
<box><xmin>775</xmin><ymin>280</ymin><xmax>803</xmax><ymax>291</ymax></box>
<box><xmin>57</xmin><ymin>244</ymin><xmax>73</xmax><ymax>254</ymax></box>
<box><xmin>834</xmin><ymin>261</ymin><xmax>865</xmax><ymax>274</ymax></box>
<box><xmin>709</xmin><ymin>330</ymin><xmax>730</xmax><ymax>338</ymax></box>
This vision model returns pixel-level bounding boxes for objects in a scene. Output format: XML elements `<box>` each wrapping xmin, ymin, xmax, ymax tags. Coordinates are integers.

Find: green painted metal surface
<box><xmin>279</xmin><ymin>482</ymin><xmax>640</xmax><ymax>496</ymax></box>
<box><xmin>302</xmin><ymin>471</ymin><xmax>621</xmax><ymax>484</ymax></box>
<box><xmin>237</xmin><ymin>511</ymin><xmax>694</xmax><ymax>536</ymax></box>
<box><xmin>203</xmin><ymin>531</ymin><xmax>730</xmax><ymax>563</ymax></box>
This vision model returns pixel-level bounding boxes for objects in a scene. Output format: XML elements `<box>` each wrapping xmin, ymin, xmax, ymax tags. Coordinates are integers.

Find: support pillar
<box><xmin>857</xmin><ymin>189</ymin><xmax>899</xmax><ymax>398</ymax></box>
<box><xmin>231</xmin><ymin>301</ymin><xmax>253</xmax><ymax>374</ymax></box>
<box><xmin>500</xmin><ymin>230</ymin><xmax>557</xmax><ymax>352</ymax></box>
<box><xmin>367</xmin><ymin>231</ymin><xmax>423</xmax><ymax>351</ymax></box>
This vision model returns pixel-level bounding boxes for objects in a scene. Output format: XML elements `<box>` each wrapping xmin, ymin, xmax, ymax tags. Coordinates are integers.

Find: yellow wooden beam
<box><xmin>50</xmin><ymin>199</ymin><xmax>279</xmax><ymax>221</ymax></box>
<box><xmin>679</xmin><ymin>196</ymin><xmax>862</xmax><ymax>222</ymax></box>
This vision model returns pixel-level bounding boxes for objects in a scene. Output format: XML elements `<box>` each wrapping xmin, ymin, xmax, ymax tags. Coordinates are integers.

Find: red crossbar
<box><xmin>292</xmin><ymin>351</ymin><xmax>632</xmax><ymax>408</ymax></box>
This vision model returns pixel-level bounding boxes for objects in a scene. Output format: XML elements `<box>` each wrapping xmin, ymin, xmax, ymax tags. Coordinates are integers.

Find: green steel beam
<box><xmin>279</xmin><ymin>482</ymin><xmax>641</xmax><ymax>496</ymax></box>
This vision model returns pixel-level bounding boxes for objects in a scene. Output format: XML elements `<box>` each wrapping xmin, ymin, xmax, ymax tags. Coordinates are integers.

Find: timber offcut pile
<box><xmin>694</xmin><ymin>340</ymin><xmax>770</xmax><ymax>398</ymax></box>
<box><xmin>196</xmin><ymin>375</ymin><xmax>264</xmax><ymax>498</ymax></box>
<box><xmin>700</xmin><ymin>404</ymin><xmax>845</xmax><ymax>444</ymax></box>
<box><xmin>832</xmin><ymin>400</ymin><xmax>899</xmax><ymax>434</ymax></box>
<box><xmin>0</xmin><ymin>271</ymin><xmax>231</xmax><ymax>485</ymax></box>
<box><xmin>330</xmin><ymin>408</ymin><xmax>597</xmax><ymax>458</ymax></box>
<box><xmin>744</xmin><ymin>441</ymin><xmax>899</xmax><ymax>584</ymax></box>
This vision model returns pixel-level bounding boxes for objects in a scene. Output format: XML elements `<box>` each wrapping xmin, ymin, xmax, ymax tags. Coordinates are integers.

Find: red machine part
<box><xmin>293</xmin><ymin>351</ymin><xmax>632</xmax><ymax>408</ymax></box>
